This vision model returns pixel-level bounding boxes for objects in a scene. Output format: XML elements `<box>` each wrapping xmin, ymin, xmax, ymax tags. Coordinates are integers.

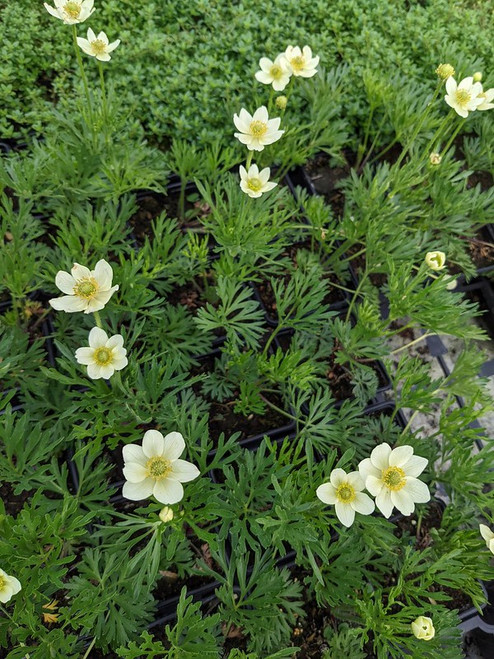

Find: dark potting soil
<box><xmin>0</xmin><ymin>481</ymin><xmax>32</xmax><ymax>517</ymax></box>
<box><xmin>304</xmin><ymin>153</ymin><xmax>350</xmax><ymax>216</ymax></box>
<box><xmin>347</xmin><ymin>248</ymin><xmax>387</xmax><ymax>287</ymax></box>
<box><xmin>448</xmin><ymin>231</ymin><xmax>494</xmax><ymax>273</ymax></box>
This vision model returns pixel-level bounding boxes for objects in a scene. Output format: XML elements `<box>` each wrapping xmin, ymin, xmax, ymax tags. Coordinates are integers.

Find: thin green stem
<box><xmin>439</xmin><ymin>119</ymin><xmax>466</xmax><ymax>159</ymax></box>
<box><xmin>400</xmin><ymin>409</ymin><xmax>420</xmax><ymax>436</ymax></box>
<box><xmin>72</xmin><ymin>25</ymin><xmax>95</xmax><ymax>143</ymax></box>
<box><xmin>346</xmin><ymin>271</ymin><xmax>368</xmax><ymax>322</ymax></box>
<box><xmin>259</xmin><ymin>393</ymin><xmax>298</xmax><ymax>422</ymax></box>
<box><xmin>245</xmin><ymin>152</ymin><xmax>253</xmax><ymax>170</ymax></box>
<box><xmin>98</xmin><ymin>60</ymin><xmax>108</xmax><ymax>141</ymax></box>
<box><xmin>391</xmin><ymin>332</ymin><xmax>432</xmax><ymax>355</ymax></box>
<box><xmin>93</xmin><ymin>310</ymin><xmax>103</xmax><ymax>328</ymax></box>
<box><xmin>356</xmin><ymin>104</ymin><xmax>375</xmax><ymax>168</ymax></box>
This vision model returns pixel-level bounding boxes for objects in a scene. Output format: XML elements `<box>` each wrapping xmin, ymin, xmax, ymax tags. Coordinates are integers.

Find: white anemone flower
<box><xmin>477</xmin><ymin>88</ymin><xmax>494</xmax><ymax>111</ymax></box>
<box><xmin>75</xmin><ymin>327</ymin><xmax>128</xmax><ymax>380</ymax></box>
<box><xmin>122</xmin><ymin>431</ymin><xmax>200</xmax><ymax>504</ymax></box>
<box><xmin>425</xmin><ymin>251</ymin><xmax>446</xmax><ymax>271</ymax></box>
<box><xmin>44</xmin><ymin>0</ymin><xmax>94</xmax><ymax>24</ymax></box>
<box><xmin>239</xmin><ymin>164</ymin><xmax>277</xmax><ymax>198</ymax></box>
<box><xmin>284</xmin><ymin>45</ymin><xmax>320</xmax><ymax>78</ymax></box>
<box><xmin>0</xmin><ymin>569</ymin><xmax>21</xmax><ymax>604</ymax></box>
<box><xmin>316</xmin><ymin>468</ymin><xmax>375</xmax><ymax>527</ymax></box>
<box><xmin>49</xmin><ymin>259</ymin><xmax>119</xmax><ymax>314</ymax></box>
<box><xmin>255</xmin><ymin>55</ymin><xmax>292</xmax><ymax>91</ymax></box>
<box><xmin>77</xmin><ymin>28</ymin><xmax>121</xmax><ymax>62</ymax></box>
<box><xmin>411</xmin><ymin>616</ymin><xmax>435</xmax><ymax>641</ymax></box>
<box><xmin>479</xmin><ymin>524</ymin><xmax>494</xmax><ymax>554</ymax></box>
<box><xmin>233</xmin><ymin>106</ymin><xmax>284</xmax><ymax>152</ymax></box>
<box><xmin>444</xmin><ymin>76</ymin><xmax>484</xmax><ymax>118</ymax></box>
<box><xmin>359</xmin><ymin>444</ymin><xmax>430</xmax><ymax>518</ymax></box>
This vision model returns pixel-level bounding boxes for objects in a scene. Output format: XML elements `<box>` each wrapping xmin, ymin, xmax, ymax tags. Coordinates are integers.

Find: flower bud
<box><xmin>429</xmin><ymin>152</ymin><xmax>442</xmax><ymax>166</ymax></box>
<box><xmin>275</xmin><ymin>95</ymin><xmax>288</xmax><ymax>110</ymax></box>
<box><xmin>442</xmin><ymin>274</ymin><xmax>457</xmax><ymax>291</ymax></box>
<box><xmin>411</xmin><ymin>616</ymin><xmax>435</xmax><ymax>641</ymax></box>
<box><xmin>425</xmin><ymin>251</ymin><xmax>446</xmax><ymax>271</ymax></box>
<box><xmin>435</xmin><ymin>63</ymin><xmax>455</xmax><ymax>80</ymax></box>
<box><xmin>473</xmin><ymin>71</ymin><xmax>482</xmax><ymax>82</ymax></box>
<box><xmin>159</xmin><ymin>506</ymin><xmax>174</xmax><ymax>523</ymax></box>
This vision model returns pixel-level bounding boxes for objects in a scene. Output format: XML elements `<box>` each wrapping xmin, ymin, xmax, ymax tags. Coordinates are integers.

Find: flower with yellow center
<box><xmin>233</xmin><ymin>106</ymin><xmax>284</xmax><ymax>152</ymax></box>
<box><xmin>122</xmin><ymin>430</ymin><xmax>200</xmax><ymax>504</ymax></box>
<box><xmin>411</xmin><ymin>616</ymin><xmax>435</xmax><ymax>641</ymax></box>
<box><xmin>359</xmin><ymin>444</ymin><xmax>430</xmax><ymax>518</ymax></box>
<box><xmin>316</xmin><ymin>468</ymin><xmax>375</xmax><ymax>527</ymax></box>
<box><xmin>435</xmin><ymin>63</ymin><xmax>455</xmax><ymax>80</ymax></box>
<box><xmin>284</xmin><ymin>45</ymin><xmax>320</xmax><ymax>78</ymax></box>
<box><xmin>444</xmin><ymin>76</ymin><xmax>484</xmax><ymax>118</ymax></box>
<box><xmin>0</xmin><ymin>568</ymin><xmax>21</xmax><ymax>604</ymax></box>
<box><xmin>255</xmin><ymin>55</ymin><xmax>292</xmax><ymax>91</ymax></box>
<box><xmin>239</xmin><ymin>164</ymin><xmax>277</xmax><ymax>198</ymax></box>
<box><xmin>44</xmin><ymin>0</ymin><xmax>94</xmax><ymax>25</ymax></box>
<box><xmin>49</xmin><ymin>259</ymin><xmax>119</xmax><ymax>314</ymax></box>
<box><xmin>77</xmin><ymin>28</ymin><xmax>121</xmax><ymax>62</ymax></box>
<box><xmin>425</xmin><ymin>250</ymin><xmax>446</xmax><ymax>271</ymax></box>
<box><xmin>479</xmin><ymin>524</ymin><xmax>494</xmax><ymax>554</ymax></box>
<box><xmin>477</xmin><ymin>88</ymin><xmax>494</xmax><ymax>111</ymax></box>
<box><xmin>429</xmin><ymin>152</ymin><xmax>442</xmax><ymax>166</ymax></box>
<box><xmin>75</xmin><ymin>327</ymin><xmax>127</xmax><ymax>380</ymax></box>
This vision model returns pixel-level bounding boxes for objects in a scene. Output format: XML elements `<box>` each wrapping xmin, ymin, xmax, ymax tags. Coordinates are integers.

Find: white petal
<box><xmin>92</xmin><ymin>260</ymin><xmax>114</xmax><ymax>290</ymax></box>
<box><xmin>335</xmin><ymin>501</ymin><xmax>355</xmax><ymax>527</ymax></box>
<box><xmin>234</xmin><ymin>132</ymin><xmax>253</xmax><ymax>145</ymax></box>
<box><xmin>402</xmin><ymin>477</ymin><xmax>430</xmax><ymax>504</ymax></box>
<box><xmin>255</xmin><ymin>71</ymin><xmax>273</xmax><ymax>85</ymax></box>
<box><xmin>111</xmin><ymin>356</ymin><xmax>128</xmax><ymax>371</ymax></box>
<box><xmin>75</xmin><ymin>347</ymin><xmax>95</xmax><ymax>365</ymax></box>
<box><xmin>169</xmin><ymin>459</ymin><xmax>200</xmax><ymax>483</ymax></box>
<box><xmin>49</xmin><ymin>295</ymin><xmax>87</xmax><ymax>313</ymax></box>
<box><xmin>0</xmin><ymin>588</ymin><xmax>14</xmax><ymax>603</ymax></box>
<box><xmin>86</xmin><ymin>363</ymin><xmax>104</xmax><ymax>379</ymax></box>
<box><xmin>122</xmin><ymin>478</ymin><xmax>154</xmax><ymax>501</ymax></box>
<box><xmin>87</xmin><ymin>27</ymin><xmax>96</xmax><ymax>41</ymax></box>
<box><xmin>316</xmin><ymin>482</ymin><xmax>337</xmax><ymax>505</ymax></box>
<box><xmin>365</xmin><ymin>475</ymin><xmax>383</xmax><ymax>497</ymax></box>
<box><xmin>391</xmin><ymin>489</ymin><xmax>415</xmax><ymax>516</ymax></box>
<box><xmin>458</xmin><ymin>76</ymin><xmax>473</xmax><ymax>90</ymax></box>
<box><xmin>88</xmin><ymin>327</ymin><xmax>108</xmax><ymax>348</ymax></box>
<box><xmin>253</xmin><ymin>105</ymin><xmax>269</xmax><ymax>122</ymax></box>
<box><xmin>239</xmin><ymin>165</ymin><xmax>247</xmax><ymax>180</ymax></box>
<box><xmin>370</xmin><ymin>443</ymin><xmax>392</xmax><ymax>470</ymax></box>
<box><xmin>233</xmin><ymin>112</ymin><xmax>250</xmax><ymax>133</ymax></box>
<box><xmin>352</xmin><ymin>492</ymin><xmax>375</xmax><ymax>516</ymax></box>
<box><xmin>261</xmin><ymin>129</ymin><xmax>284</xmax><ymax>145</ymax></box>
<box><xmin>347</xmin><ymin>471</ymin><xmax>365</xmax><ymax>491</ymax></box>
<box><xmin>262</xmin><ymin>181</ymin><xmax>277</xmax><ymax>192</ymax></box>
<box><xmin>44</xmin><ymin>4</ymin><xmax>62</xmax><ymax>19</ymax></box>
<box><xmin>259</xmin><ymin>57</ymin><xmax>273</xmax><ymax>71</ymax></box>
<box><xmin>358</xmin><ymin>458</ymin><xmax>380</xmax><ymax>481</ymax></box>
<box><xmin>123</xmin><ymin>462</ymin><xmax>148</xmax><ymax>483</ymax></box>
<box><xmin>8</xmin><ymin>576</ymin><xmax>21</xmax><ymax>595</ymax></box>
<box><xmin>329</xmin><ymin>468</ymin><xmax>347</xmax><ymax>488</ymax></box>
<box><xmin>106</xmin><ymin>334</ymin><xmax>124</xmax><ymax>349</ymax></box>
<box><xmin>480</xmin><ymin>524</ymin><xmax>494</xmax><ymax>543</ymax></box>
<box><xmin>71</xmin><ymin>263</ymin><xmax>91</xmax><ymax>280</ymax></box>
<box><xmin>107</xmin><ymin>40</ymin><xmax>121</xmax><ymax>53</ymax></box>
<box><xmin>55</xmin><ymin>270</ymin><xmax>76</xmax><ymax>294</ymax></box>
<box><xmin>248</xmin><ymin>163</ymin><xmax>260</xmax><ymax>177</ymax></box>
<box><xmin>389</xmin><ymin>445</ymin><xmax>413</xmax><ymax>468</ymax></box>
<box><xmin>162</xmin><ymin>432</ymin><xmax>185</xmax><ymax>460</ymax></box>
<box><xmin>402</xmin><ymin>454</ymin><xmax>428</xmax><ymax>477</ymax></box>
<box><xmin>153</xmin><ymin>478</ymin><xmax>184</xmax><ymax>504</ymax></box>
<box><xmin>375</xmin><ymin>489</ymin><xmax>394</xmax><ymax>518</ymax></box>
<box><xmin>122</xmin><ymin>444</ymin><xmax>146</xmax><ymax>465</ymax></box>
<box><xmin>445</xmin><ymin>77</ymin><xmax>457</xmax><ymax>95</ymax></box>
<box><xmin>98</xmin><ymin>364</ymin><xmax>115</xmax><ymax>379</ymax></box>
<box><xmin>142</xmin><ymin>430</ymin><xmax>166</xmax><ymax>458</ymax></box>
<box><xmin>96</xmin><ymin>53</ymin><xmax>112</xmax><ymax>62</ymax></box>
<box><xmin>259</xmin><ymin>167</ymin><xmax>271</xmax><ymax>183</ymax></box>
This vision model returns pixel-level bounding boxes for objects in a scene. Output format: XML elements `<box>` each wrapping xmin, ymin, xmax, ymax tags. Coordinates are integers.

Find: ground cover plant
<box><xmin>1</xmin><ymin>2</ymin><xmax>494</xmax><ymax>658</ymax></box>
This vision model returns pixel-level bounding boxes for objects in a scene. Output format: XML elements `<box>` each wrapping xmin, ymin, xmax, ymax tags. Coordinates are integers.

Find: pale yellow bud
<box><xmin>159</xmin><ymin>506</ymin><xmax>174</xmax><ymax>523</ymax></box>
<box><xmin>411</xmin><ymin>616</ymin><xmax>435</xmax><ymax>641</ymax></box>
<box><xmin>443</xmin><ymin>274</ymin><xmax>457</xmax><ymax>290</ymax></box>
<box><xmin>473</xmin><ymin>71</ymin><xmax>482</xmax><ymax>82</ymax></box>
<box><xmin>435</xmin><ymin>63</ymin><xmax>455</xmax><ymax>80</ymax></box>
<box><xmin>275</xmin><ymin>95</ymin><xmax>288</xmax><ymax>110</ymax></box>
<box><xmin>429</xmin><ymin>152</ymin><xmax>442</xmax><ymax>166</ymax></box>
<box><xmin>425</xmin><ymin>251</ymin><xmax>446</xmax><ymax>271</ymax></box>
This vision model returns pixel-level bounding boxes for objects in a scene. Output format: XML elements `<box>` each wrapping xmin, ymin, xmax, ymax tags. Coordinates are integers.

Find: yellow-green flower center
<box><xmin>250</xmin><ymin>120</ymin><xmax>268</xmax><ymax>138</ymax></box>
<box><xmin>290</xmin><ymin>55</ymin><xmax>305</xmax><ymax>72</ymax></box>
<box><xmin>247</xmin><ymin>177</ymin><xmax>263</xmax><ymax>192</ymax></box>
<box><xmin>74</xmin><ymin>278</ymin><xmax>97</xmax><ymax>299</ymax></box>
<box><xmin>146</xmin><ymin>457</ymin><xmax>171</xmax><ymax>480</ymax></box>
<box><xmin>90</xmin><ymin>39</ymin><xmax>107</xmax><ymax>56</ymax></box>
<box><xmin>0</xmin><ymin>575</ymin><xmax>6</xmax><ymax>590</ymax></box>
<box><xmin>64</xmin><ymin>1</ymin><xmax>81</xmax><ymax>19</ymax></box>
<box><xmin>382</xmin><ymin>466</ymin><xmax>406</xmax><ymax>491</ymax></box>
<box><xmin>336</xmin><ymin>483</ymin><xmax>356</xmax><ymax>503</ymax></box>
<box><xmin>455</xmin><ymin>89</ymin><xmax>471</xmax><ymax>106</ymax></box>
<box><xmin>94</xmin><ymin>347</ymin><xmax>113</xmax><ymax>366</ymax></box>
<box><xmin>270</xmin><ymin>64</ymin><xmax>283</xmax><ymax>80</ymax></box>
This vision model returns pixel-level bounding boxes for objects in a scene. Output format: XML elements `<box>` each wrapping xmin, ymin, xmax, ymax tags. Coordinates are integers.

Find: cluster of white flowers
<box><xmin>317</xmin><ymin>443</ymin><xmax>430</xmax><ymax>527</ymax></box>
<box><xmin>44</xmin><ymin>1</ymin><xmax>120</xmax><ymax>61</ymax></box>
<box><xmin>234</xmin><ymin>45</ymin><xmax>319</xmax><ymax>199</ymax></box>
<box><xmin>444</xmin><ymin>74</ymin><xmax>494</xmax><ymax>118</ymax></box>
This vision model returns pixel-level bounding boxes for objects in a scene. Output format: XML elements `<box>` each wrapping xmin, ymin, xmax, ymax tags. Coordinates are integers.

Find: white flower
<box><xmin>77</xmin><ymin>28</ymin><xmax>121</xmax><ymax>62</ymax></box>
<box><xmin>359</xmin><ymin>444</ymin><xmax>430</xmax><ymax>518</ymax></box>
<box><xmin>239</xmin><ymin>164</ymin><xmax>277</xmax><ymax>198</ymax></box>
<box><xmin>122</xmin><ymin>431</ymin><xmax>200</xmax><ymax>504</ymax></box>
<box><xmin>479</xmin><ymin>524</ymin><xmax>494</xmax><ymax>554</ymax></box>
<box><xmin>233</xmin><ymin>106</ymin><xmax>284</xmax><ymax>152</ymax></box>
<box><xmin>44</xmin><ymin>0</ymin><xmax>94</xmax><ymax>24</ymax></box>
<box><xmin>284</xmin><ymin>45</ymin><xmax>319</xmax><ymax>78</ymax></box>
<box><xmin>477</xmin><ymin>88</ymin><xmax>494</xmax><ymax>111</ymax></box>
<box><xmin>425</xmin><ymin>251</ymin><xmax>446</xmax><ymax>271</ymax></box>
<box><xmin>75</xmin><ymin>327</ymin><xmax>127</xmax><ymax>379</ymax></box>
<box><xmin>0</xmin><ymin>569</ymin><xmax>21</xmax><ymax>604</ymax></box>
<box><xmin>316</xmin><ymin>468</ymin><xmax>375</xmax><ymax>527</ymax></box>
<box><xmin>255</xmin><ymin>55</ymin><xmax>291</xmax><ymax>91</ymax></box>
<box><xmin>411</xmin><ymin>616</ymin><xmax>435</xmax><ymax>641</ymax></box>
<box><xmin>444</xmin><ymin>76</ymin><xmax>484</xmax><ymax>118</ymax></box>
<box><xmin>49</xmin><ymin>259</ymin><xmax>119</xmax><ymax>314</ymax></box>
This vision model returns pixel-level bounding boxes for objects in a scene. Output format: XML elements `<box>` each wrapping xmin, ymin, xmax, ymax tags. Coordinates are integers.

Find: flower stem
<box><xmin>259</xmin><ymin>393</ymin><xmax>298</xmax><ymax>422</ymax></box>
<box><xmin>439</xmin><ymin>119</ymin><xmax>466</xmax><ymax>159</ymax></box>
<box><xmin>98</xmin><ymin>60</ymin><xmax>109</xmax><ymax>140</ymax></box>
<box><xmin>93</xmin><ymin>310</ymin><xmax>103</xmax><ymax>328</ymax></box>
<box><xmin>246</xmin><ymin>152</ymin><xmax>253</xmax><ymax>170</ymax></box>
<box><xmin>391</xmin><ymin>332</ymin><xmax>432</xmax><ymax>355</ymax></box>
<box><xmin>72</xmin><ymin>25</ymin><xmax>95</xmax><ymax>145</ymax></box>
